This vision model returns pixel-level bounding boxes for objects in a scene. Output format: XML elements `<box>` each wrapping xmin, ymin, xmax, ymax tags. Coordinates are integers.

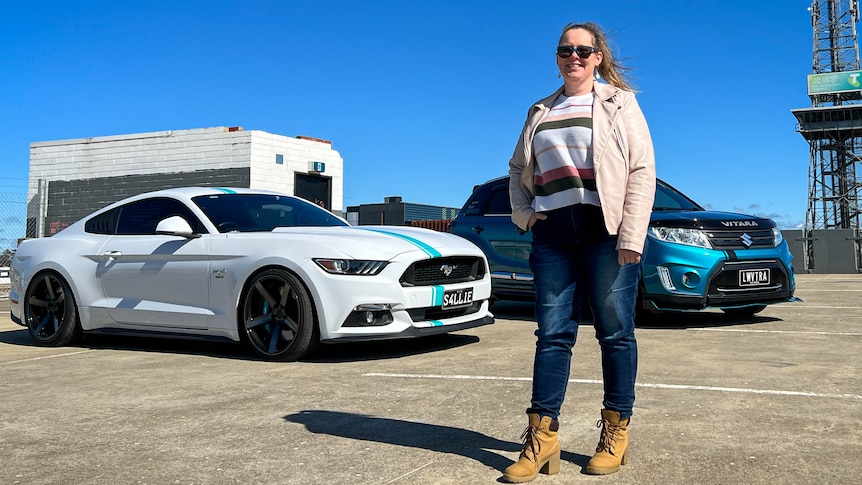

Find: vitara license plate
<box><xmin>442</xmin><ymin>288</ymin><xmax>474</xmax><ymax>308</ymax></box>
<box><xmin>739</xmin><ymin>268</ymin><xmax>770</xmax><ymax>286</ymax></box>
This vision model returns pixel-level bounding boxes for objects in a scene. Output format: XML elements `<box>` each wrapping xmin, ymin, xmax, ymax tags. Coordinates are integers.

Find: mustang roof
<box><xmin>139</xmin><ymin>187</ymin><xmax>285</xmax><ymax>198</ymax></box>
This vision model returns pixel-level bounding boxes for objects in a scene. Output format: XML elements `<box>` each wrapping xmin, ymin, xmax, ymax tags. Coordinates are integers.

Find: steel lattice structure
<box><xmin>792</xmin><ymin>0</ymin><xmax>862</xmax><ymax>271</ymax></box>
<box><xmin>811</xmin><ymin>0</ymin><xmax>860</xmax><ymax>82</ymax></box>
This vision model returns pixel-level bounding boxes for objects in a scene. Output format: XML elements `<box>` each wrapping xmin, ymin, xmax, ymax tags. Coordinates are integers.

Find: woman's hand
<box><xmin>527</xmin><ymin>212</ymin><xmax>547</xmax><ymax>229</ymax></box>
<box><xmin>618</xmin><ymin>249</ymin><xmax>641</xmax><ymax>266</ymax></box>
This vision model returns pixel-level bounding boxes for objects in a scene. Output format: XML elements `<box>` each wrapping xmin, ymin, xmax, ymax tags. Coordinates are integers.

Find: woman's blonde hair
<box><xmin>560</xmin><ymin>22</ymin><xmax>634</xmax><ymax>91</ymax></box>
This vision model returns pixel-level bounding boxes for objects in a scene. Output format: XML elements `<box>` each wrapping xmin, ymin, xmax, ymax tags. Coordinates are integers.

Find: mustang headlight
<box><xmin>772</xmin><ymin>227</ymin><xmax>784</xmax><ymax>247</ymax></box>
<box><xmin>313</xmin><ymin>259</ymin><xmax>388</xmax><ymax>275</ymax></box>
<box><xmin>648</xmin><ymin>227</ymin><xmax>713</xmax><ymax>249</ymax></box>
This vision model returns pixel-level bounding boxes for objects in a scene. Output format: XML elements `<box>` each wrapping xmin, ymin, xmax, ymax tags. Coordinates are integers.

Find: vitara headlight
<box><xmin>772</xmin><ymin>227</ymin><xmax>784</xmax><ymax>247</ymax></box>
<box><xmin>648</xmin><ymin>227</ymin><xmax>713</xmax><ymax>249</ymax></box>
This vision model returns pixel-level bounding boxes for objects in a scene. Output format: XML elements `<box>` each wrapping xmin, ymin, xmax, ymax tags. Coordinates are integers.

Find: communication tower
<box><xmin>792</xmin><ymin>0</ymin><xmax>862</xmax><ymax>272</ymax></box>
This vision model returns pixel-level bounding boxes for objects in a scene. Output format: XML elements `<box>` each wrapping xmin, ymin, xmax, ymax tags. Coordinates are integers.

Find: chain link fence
<box><xmin>0</xmin><ymin>192</ymin><xmax>27</xmax><ymax>297</ymax></box>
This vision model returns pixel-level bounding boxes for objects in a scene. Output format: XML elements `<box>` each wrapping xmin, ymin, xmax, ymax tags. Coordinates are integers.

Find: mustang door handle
<box><xmin>472</xmin><ymin>225</ymin><xmax>484</xmax><ymax>234</ymax></box>
<box><xmin>102</xmin><ymin>251</ymin><xmax>123</xmax><ymax>260</ymax></box>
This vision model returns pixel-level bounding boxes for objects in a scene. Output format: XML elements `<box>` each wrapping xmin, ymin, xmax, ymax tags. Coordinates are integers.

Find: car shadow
<box><xmin>491</xmin><ymin>300</ymin><xmax>783</xmax><ymax>329</ymax></box>
<box><xmin>489</xmin><ymin>300</ymin><xmax>537</xmax><ymax>321</ymax></box>
<box><xmin>0</xmin><ymin>328</ymin><xmax>482</xmax><ymax>363</ymax></box>
<box><xmin>0</xmin><ymin>323</ymin><xmax>256</xmax><ymax>358</ymax></box>
<box><xmin>307</xmin><ymin>333</ymin><xmax>480</xmax><ymax>363</ymax></box>
<box><xmin>0</xmin><ymin>327</ymin><xmax>36</xmax><ymax>346</ymax></box>
<box><xmin>82</xmin><ymin>334</ymin><xmax>256</xmax><ymax>360</ymax></box>
<box><xmin>282</xmin><ymin>410</ymin><xmax>591</xmax><ymax>476</ymax></box>
<box><xmin>636</xmin><ymin>311</ymin><xmax>782</xmax><ymax>329</ymax></box>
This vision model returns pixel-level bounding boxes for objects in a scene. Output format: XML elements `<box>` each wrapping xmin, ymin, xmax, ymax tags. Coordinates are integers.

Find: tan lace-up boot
<box><xmin>585</xmin><ymin>409</ymin><xmax>630</xmax><ymax>475</ymax></box>
<box><xmin>502</xmin><ymin>413</ymin><xmax>561</xmax><ymax>483</ymax></box>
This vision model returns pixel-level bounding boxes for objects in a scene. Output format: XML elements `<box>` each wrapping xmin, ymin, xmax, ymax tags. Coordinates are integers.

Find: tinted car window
<box><xmin>85</xmin><ymin>208</ymin><xmax>120</xmax><ymax>235</ymax></box>
<box><xmin>193</xmin><ymin>194</ymin><xmax>348</xmax><ymax>232</ymax></box>
<box><xmin>654</xmin><ymin>180</ymin><xmax>703</xmax><ymax>211</ymax></box>
<box><xmin>462</xmin><ymin>182</ymin><xmax>511</xmax><ymax>216</ymax></box>
<box><xmin>484</xmin><ymin>187</ymin><xmax>512</xmax><ymax>215</ymax></box>
<box><xmin>115</xmin><ymin>198</ymin><xmax>205</xmax><ymax>235</ymax></box>
<box><xmin>461</xmin><ymin>194</ymin><xmax>485</xmax><ymax>216</ymax></box>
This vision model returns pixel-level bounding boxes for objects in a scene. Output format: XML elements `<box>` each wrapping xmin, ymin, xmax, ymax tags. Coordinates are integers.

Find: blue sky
<box><xmin>1</xmin><ymin>0</ymin><xmax>818</xmax><ymax>230</ymax></box>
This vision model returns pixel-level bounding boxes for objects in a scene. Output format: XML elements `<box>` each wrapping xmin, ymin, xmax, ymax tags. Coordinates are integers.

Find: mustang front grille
<box><xmin>400</xmin><ymin>257</ymin><xmax>486</xmax><ymax>286</ymax></box>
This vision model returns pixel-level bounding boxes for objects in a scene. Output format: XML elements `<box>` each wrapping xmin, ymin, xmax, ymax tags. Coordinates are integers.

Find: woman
<box><xmin>502</xmin><ymin>22</ymin><xmax>655</xmax><ymax>482</ymax></box>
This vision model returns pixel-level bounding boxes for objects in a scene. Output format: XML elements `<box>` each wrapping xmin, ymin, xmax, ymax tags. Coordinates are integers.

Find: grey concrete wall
<box><xmin>781</xmin><ymin>229</ymin><xmax>859</xmax><ymax>274</ymax></box>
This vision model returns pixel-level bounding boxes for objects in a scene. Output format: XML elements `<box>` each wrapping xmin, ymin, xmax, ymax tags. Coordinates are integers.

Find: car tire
<box><xmin>239</xmin><ymin>268</ymin><xmax>318</xmax><ymax>361</ymax></box>
<box><xmin>24</xmin><ymin>271</ymin><xmax>82</xmax><ymax>346</ymax></box>
<box><xmin>634</xmin><ymin>287</ymin><xmax>659</xmax><ymax>325</ymax></box>
<box><xmin>721</xmin><ymin>305</ymin><xmax>767</xmax><ymax>317</ymax></box>
<box><xmin>634</xmin><ymin>305</ymin><xmax>661</xmax><ymax>325</ymax></box>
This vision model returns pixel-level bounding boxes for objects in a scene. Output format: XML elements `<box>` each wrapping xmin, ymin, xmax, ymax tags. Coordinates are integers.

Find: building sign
<box><xmin>49</xmin><ymin>221</ymin><xmax>70</xmax><ymax>235</ymax></box>
<box><xmin>807</xmin><ymin>70</ymin><xmax>862</xmax><ymax>95</ymax></box>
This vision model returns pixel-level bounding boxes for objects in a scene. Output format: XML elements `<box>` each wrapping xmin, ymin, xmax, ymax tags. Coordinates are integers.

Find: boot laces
<box><xmin>595</xmin><ymin>419</ymin><xmax>623</xmax><ymax>455</ymax></box>
<box><xmin>518</xmin><ymin>425</ymin><xmax>540</xmax><ymax>462</ymax></box>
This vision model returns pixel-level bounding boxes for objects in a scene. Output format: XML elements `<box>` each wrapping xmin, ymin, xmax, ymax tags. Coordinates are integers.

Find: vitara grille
<box><xmin>705</xmin><ymin>260</ymin><xmax>791</xmax><ymax>305</ymax></box>
<box><xmin>400</xmin><ymin>257</ymin><xmax>486</xmax><ymax>286</ymax></box>
<box><xmin>704</xmin><ymin>228</ymin><xmax>775</xmax><ymax>250</ymax></box>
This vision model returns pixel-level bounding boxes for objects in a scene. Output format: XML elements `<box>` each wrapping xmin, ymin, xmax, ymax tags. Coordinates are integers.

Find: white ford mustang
<box><xmin>9</xmin><ymin>187</ymin><xmax>494</xmax><ymax>361</ymax></box>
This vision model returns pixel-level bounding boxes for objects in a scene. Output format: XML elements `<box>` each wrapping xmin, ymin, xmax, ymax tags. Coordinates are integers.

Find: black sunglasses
<box><xmin>556</xmin><ymin>45</ymin><xmax>598</xmax><ymax>59</ymax></box>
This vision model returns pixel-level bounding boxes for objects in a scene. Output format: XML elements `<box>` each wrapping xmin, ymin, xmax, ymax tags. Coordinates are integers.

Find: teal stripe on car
<box><xmin>359</xmin><ymin>228</ymin><xmax>442</xmax><ymax>258</ymax></box>
<box><xmin>214</xmin><ymin>188</ymin><xmax>237</xmax><ymax>194</ymax></box>
<box><xmin>432</xmin><ymin>285</ymin><xmax>444</xmax><ymax>306</ymax></box>
<box><xmin>429</xmin><ymin>320</ymin><xmax>444</xmax><ymax>327</ymax></box>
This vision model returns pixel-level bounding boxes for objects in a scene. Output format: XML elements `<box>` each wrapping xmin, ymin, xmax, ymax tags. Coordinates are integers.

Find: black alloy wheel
<box><xmin>24</xmin><ymin>271</ymin><xmax>81</xmax><ymax>346</ymax></box>
<box><xmin>240</xmin><ymin>269</ymin><xmax>317</xmax><ymax>361</ymax></box>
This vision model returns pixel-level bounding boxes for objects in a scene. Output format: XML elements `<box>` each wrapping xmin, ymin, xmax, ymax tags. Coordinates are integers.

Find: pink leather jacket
<box><xmin>508</xmin><ymin>82</ymin><xmax>656</xmax><ymax>255</ymax></box>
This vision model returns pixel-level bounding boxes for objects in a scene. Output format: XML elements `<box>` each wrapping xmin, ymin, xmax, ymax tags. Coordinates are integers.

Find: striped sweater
<box><xmin>531</xmin><ymin>92</ymin><xmax>599</xmax><ymax>211</ymax></box>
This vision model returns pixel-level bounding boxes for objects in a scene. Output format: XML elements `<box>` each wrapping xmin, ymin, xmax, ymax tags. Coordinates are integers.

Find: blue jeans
<box><xmin>527</xmin><ymin>204</ymin><xmax>640</xmax><ymax>420</ymax></box>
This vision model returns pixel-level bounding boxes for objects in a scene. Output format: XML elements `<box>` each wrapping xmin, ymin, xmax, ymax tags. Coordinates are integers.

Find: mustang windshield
<box><xmin>193</xmin><ymin>194</ymin><xmax>349</xmax><ymax>233</ymax></box>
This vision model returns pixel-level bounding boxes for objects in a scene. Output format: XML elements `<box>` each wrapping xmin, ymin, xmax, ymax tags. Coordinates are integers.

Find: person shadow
<box><xmin>283</xmin><ymin>410</ymin><xmax>590</xmax><ymax>479</ymax></box>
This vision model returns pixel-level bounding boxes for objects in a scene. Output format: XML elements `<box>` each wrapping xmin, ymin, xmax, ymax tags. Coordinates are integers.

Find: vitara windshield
<box><xmin>653</xmin><ymin>179</ymin><xmax>704</xmax><ymax>212</ymax></box>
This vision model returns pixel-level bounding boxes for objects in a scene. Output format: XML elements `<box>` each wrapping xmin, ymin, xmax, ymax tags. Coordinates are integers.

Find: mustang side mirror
<box><xmin>156</xmin><ymin>216</ymin><xmax>201</xmax><ymax>239</ymax></box>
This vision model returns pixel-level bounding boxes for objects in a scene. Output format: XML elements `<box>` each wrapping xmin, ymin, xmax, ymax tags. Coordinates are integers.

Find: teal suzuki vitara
<box><xmin>447</xmin><ymin>176</ymin><xmax>797</xmax><ymax>319</ymax></box>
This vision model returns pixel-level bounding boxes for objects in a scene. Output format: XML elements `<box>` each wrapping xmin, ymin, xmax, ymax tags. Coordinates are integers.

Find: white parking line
<box><xmin>1</xmin><ymin>349</ymin><xmax>93</xmax><ymax>365</ymax></box>
<box><xmin>690</xmin><ymin>328</ymin><xmax>862</xmax><ymax>337</ymax></box>
<box><xmin>383</xmin><ymin>460</ymin><xmax>437</xmax><ymax>484</ymax></box>
<box><xmin>773</xmin><ymin>305</ymin><xmax>862</xmax><ymax>309</ymax></box>
<box><xmin>363</xmin><ymin>373</ymin><xmax>862</xmax><ymax>400</ymax></box>
<box><xmin>796</xmin><ymin>289</ymin><xmax>862</xmax><ymax>291</ymax></box>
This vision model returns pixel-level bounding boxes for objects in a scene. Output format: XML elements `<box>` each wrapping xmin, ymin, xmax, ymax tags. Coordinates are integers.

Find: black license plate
<box><xmin>442</xmin><ymin>288</ymin><xmax>474</xmax><ymax>308</ymax></box>
<box><xmin>739</xmin><ymin>268</ymin><xmax>770</xmax><ymax>286</ymax></box>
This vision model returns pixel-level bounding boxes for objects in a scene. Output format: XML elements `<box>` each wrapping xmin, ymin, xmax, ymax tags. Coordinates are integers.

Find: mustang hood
<box><xmin>650</xmin><ymin>210</ymin><xmax>776</xmax><ymax>230</ymax></box>
<box><xmin>269</xmin><ymin>225</ymin><xmax>483</xmax><ymax>259</ymax></box>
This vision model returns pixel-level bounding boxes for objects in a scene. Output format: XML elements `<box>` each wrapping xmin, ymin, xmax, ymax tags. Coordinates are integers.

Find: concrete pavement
<box><xmin>1</xmin><ymin>274</ymin><xmax>860</xmax><ymax>484</ymax></box>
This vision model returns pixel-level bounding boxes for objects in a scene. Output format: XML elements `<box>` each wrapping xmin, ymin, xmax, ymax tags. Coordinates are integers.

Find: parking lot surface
<box><xmin>1</xmin><ymin>273</ymin><xmax>860</xmax><ymax>484</ymax></box>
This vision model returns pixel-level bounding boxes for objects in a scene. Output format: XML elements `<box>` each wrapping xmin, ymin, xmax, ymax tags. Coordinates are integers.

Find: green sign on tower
<box><xmin>807</xmin><ymin>70</ymin><xmax>862</xmax><ymax>95</ymax></box>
